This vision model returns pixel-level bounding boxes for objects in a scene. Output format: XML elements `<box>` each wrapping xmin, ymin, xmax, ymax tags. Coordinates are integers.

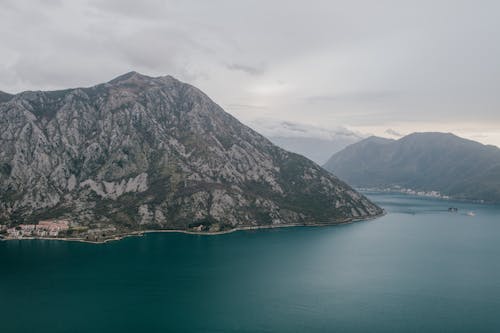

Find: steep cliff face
<box><xmin>0</xmin><ymin>72</ymin><xmax>381</xmax><ymax>239</ymax></box>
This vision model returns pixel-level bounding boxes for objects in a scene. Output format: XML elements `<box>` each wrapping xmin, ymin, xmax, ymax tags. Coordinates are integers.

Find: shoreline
<box><xmin>0</xmin><ymin>211</ymin><xmax>385</xmax><ymax>244</ymax></box>
<box><xmin>359</xmin><ymin>188</ymin><xmax>496</xmax><ymax>205</ymax></box>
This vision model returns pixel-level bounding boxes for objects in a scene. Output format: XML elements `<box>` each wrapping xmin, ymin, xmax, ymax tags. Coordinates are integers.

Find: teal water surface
<box><xmin>2</xmin><ymin>193</ymin><xmax>500</xmax><ymax>332</ymax></box>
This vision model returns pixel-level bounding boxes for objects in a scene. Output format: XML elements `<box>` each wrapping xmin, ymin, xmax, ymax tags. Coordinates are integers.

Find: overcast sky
<box><xmin>1</xmin><ymin>0</ymin><xmax>499</xmax><ymax>146</ymax></box>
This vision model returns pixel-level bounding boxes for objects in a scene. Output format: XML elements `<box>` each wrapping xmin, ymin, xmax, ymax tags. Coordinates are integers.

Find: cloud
<box><xmin>226</xmin><ymin>63</ymin><xmax>266</xmax><ymax>75</ymax></box>
<box><xmin>385</xmin><ymin>128</ymin><xmax>404</xmax><ymax>137</ymax></box>
<box><xmin>247</xmin><ymin>118</ymin><xmax>365</xmax><ymax>141</ymax></box>
<box><xmin>226</xmin><ymin>104</ymin><xmax>268</xmax><ymax>110</ymax></box>
<box><xmin>305</xmin><ymin>91</ymin><xmax>401</xmax><ymax>104</ymax></box>
<box><xmin>88</xmin><ymin>0</ymin><xmax>169</xmax><ymax>19</ymax></box>
<box><xmin>0</xmin><ymin>0</ymin><xmax>499</xmax><ymax>146</ymax></box>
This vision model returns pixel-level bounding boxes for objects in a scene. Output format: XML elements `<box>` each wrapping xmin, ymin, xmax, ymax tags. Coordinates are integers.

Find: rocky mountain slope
<box><xmin>0</xmin><ymin>72</ymin><xmax>382</xmax><ymax>240</ymax></box>
<box><xmin>324</xmin><ymin>132</ymin><xmax>500</xmax><ymax>203</ymax></box>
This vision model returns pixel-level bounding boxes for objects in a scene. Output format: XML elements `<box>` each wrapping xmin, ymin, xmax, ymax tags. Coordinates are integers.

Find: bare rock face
<box><xmin>0</xmin><ymin>72</ymin><xmax>382</xmax><ymax>238</ymax></box>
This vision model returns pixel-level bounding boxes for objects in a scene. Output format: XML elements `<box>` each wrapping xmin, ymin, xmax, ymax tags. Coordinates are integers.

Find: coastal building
<box><xmin>5</xmin><ymin>219</ymin><xmax>70</xmax><ymax>239</ymax></box>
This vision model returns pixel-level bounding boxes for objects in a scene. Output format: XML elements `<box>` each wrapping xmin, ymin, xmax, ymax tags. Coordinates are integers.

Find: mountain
<box><xmin>247</xmin><ymin>120</ymin><xmax>364</xmax><ymax>164</ymax></box>
<box><xmin>0</xmin><ymin>72</ymin><xmax>381</xmax><ymax>241</ymax></box>
<box><xmin>323</xmin><ymin>132</ymin><xmax>500</xmax><ymax>202</ymax></box>
<box><xmin>0</xmin><ymin>91</ymin><xmax>13</xmax><ymax>103</ymax></box>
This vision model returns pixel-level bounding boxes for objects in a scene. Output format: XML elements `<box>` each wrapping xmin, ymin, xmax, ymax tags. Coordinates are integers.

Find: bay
<box><xmin>1</xmin><ymin>192</ymin><xmax>500</xmax><ymax>332</ymax></box>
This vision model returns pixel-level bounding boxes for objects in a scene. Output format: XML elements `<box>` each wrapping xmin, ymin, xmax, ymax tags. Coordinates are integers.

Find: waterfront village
<box><xmin>359</xmin><ymin>186</ymin><xmax>451</xmax><ymax>200</ymax></box>
<box><xmin>0</xmin><ymin>219</ymin><xmax>121</xmax><ymax>242</ymax></box>
<box><xmin>4</xmin><ymin>219</ymin><xmax>70</xmax><ymax>238</ymax></box>
<box><xmin>397</xmin><ymin>188</ymin><xmax>450</xmax><ymax>199</ymax></box>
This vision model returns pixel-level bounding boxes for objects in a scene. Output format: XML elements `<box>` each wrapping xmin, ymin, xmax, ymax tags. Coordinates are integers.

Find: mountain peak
<box><xmin>105</xmin><ymin>72</ymin><xmax>180</xmax><ymax>92</ymax></box>
<box><xmin>108</xmin><ymin>71</ymin><xmax>154</xmax><ymax>84</ymax></box>
<box><xmin>402</xmin><ymin>132</ymin><xmax>457</xmax><ymax>140</ymax></box>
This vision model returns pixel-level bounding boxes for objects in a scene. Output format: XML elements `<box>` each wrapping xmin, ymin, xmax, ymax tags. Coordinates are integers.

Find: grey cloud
<box><xmin>226</xmin><ymin>63</ymin><xmax>266</xmax><ymax>75</ymax></box>
<box><xmin>305</xmin><ymin>91</ymin><xmax>402</xmax><ymax>104</ymax></box>
<box><xmin>385</xmin><ymin>129</ymin><xmax>404</xmax><ymax>137</ymax></box>
<box><xmin>226</xmin><ymin>104</ymin><xmax>268</xmax><ymax>110</ymax></box>
<box><xmin>88</xmin><ymin>0</ymin><xmax>170</xmax><ymax>19</ymax></box>
<box><xmin>0</xmin><ymin>0</ymin><xmax>499</xmax><ymax>145</ymax></box>
<box><xmin>39</xmin><ymin>0</ymin><xmax>62</xmax><ymax>7</ymax></box>
<box><xmin>248</xmin><ymin>118</ymin><xmax>365</xmax><ymax>140</ymax></box>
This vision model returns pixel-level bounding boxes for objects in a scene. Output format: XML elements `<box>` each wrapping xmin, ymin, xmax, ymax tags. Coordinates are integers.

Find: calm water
<box><xmin>2</xmin><ymin>193</ymin><xmax>500</xmax><ymax>332</ymax></box>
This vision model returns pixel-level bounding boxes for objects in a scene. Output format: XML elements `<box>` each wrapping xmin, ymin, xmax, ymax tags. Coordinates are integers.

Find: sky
<box><xmin>1</xmin><ymin>0</ymin><xmax>500</xmax><ymax>146</ymax></box>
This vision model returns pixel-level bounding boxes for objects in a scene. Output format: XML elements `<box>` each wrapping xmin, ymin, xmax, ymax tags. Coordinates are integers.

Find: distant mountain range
<box><xmin>0</xmin><ymin>72</ymin><xmax>381</xmax><ymax>242</ymax></box>
<box><xmin>248</xmin><ymin>120</ymin><xmax>364</xmax><ymax>165</ymax></box>
<box><xmin>323</xmin><ymin>132</ymin><xmax>500</xmax><ymax>203</ymax></box>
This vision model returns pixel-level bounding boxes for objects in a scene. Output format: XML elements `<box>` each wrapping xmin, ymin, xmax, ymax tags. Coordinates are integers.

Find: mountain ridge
<box><xmin>323</xmin><ymin>132</ymin><xmax>500</xmax><ymax>203</ymax></box>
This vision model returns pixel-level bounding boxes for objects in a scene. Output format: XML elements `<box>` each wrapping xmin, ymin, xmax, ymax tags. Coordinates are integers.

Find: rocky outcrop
<box><xmin>0</xmin><ymin>72</ymin><xmax>382</xmax><ymax>239</ymax></box>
